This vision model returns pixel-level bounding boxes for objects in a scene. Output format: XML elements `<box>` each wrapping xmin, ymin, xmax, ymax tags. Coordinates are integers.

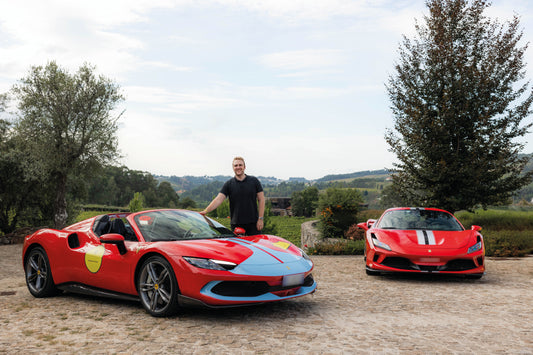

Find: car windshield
<box><xmin>376</xmin><ymin>209</ymin><xmax>464</xmax><ymax>231</ymax></box>
<box><xmin>134</xmin><ymin>210</ymin><xmax>235</xmax><ymax>242</ymax></box>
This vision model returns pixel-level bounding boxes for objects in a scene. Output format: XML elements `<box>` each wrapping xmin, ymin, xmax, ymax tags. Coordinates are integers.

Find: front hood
<box><xmin>159</xmin><ymin>234</ymin><xmax>311</xmax><ymax>275</ymax></box>
<box><xmin>374</xmin><ymin>229</ymin><xmax>474</xmax><ymax>249</ymax></box>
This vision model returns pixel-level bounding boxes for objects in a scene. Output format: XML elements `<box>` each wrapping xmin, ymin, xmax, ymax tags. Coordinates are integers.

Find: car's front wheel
<box><xmin>138</xmin><ymin>255</ymin><xmax>180</xmax><ymax>317</ymax></box>
<box><xmin>25</xmin><ymin>246</ymin><xmax>58</xmax><ymax>297</ymax></box>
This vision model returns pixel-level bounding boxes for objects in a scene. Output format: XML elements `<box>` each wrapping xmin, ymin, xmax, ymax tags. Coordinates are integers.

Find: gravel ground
<box><xmin>1</xmin><ymin>243</ymin><xmax>532</xmax><ymax>354</ymax></box>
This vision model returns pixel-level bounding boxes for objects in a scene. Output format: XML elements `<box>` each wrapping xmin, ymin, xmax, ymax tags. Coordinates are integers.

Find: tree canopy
<box><xmin>386</xmin><ymin>0</ymin><xmax>533</xmax><ymax>212</ymax></box>
<box><xmin>11</xmin><ymin>61</ymin><xmax>124</xmax><ymax>227</ymax></box>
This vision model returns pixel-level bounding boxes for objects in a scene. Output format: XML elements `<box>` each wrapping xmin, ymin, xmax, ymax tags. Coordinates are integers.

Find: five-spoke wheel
<box><xmin>138</xmin><ymin>256</ymin><xmax>180</xmax><ymax>316</ymax></box>
<box><xmin>25</xmin><ymin>247</ymin><xmax>57</xmax><ymax>297</ymax></box>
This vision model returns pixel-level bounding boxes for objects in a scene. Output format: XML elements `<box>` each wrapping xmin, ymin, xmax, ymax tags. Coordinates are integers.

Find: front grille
<box><xmin>381</xmin><ymin>257</ymin><xmax>416</xmax><ymax>270</ymax></box>
<box><xmin>212</xmin><ymin>281</ymin><xmax>270</xmax><ymax>297</ymax></box>
<box><xmin>211</xmin><ymin>274</ymin><xmax>314</xmax><ymax>298</ymax></box>
<box><xmin>444</xmin><ymin>259</ymin><xmax>477</xmax><ymax>271</ymax></box>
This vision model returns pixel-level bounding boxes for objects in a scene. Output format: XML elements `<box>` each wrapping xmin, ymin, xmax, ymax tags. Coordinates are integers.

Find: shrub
<box><xmin>483</xmin><ymin>230</ymin><xmax>533</xmax><ymax>257</ymax></box>
<box><xmin>128</xmin><ymin>192</ymin><xmax>145</xmax><ymax>213</ymax></box>
<box><xmin>344</xmin><ymin>224</ymin><xmax>365</xmax><ymax>241</ymax></box>
<box><xmin>307</xmin><ymin>240</ymin><xmax>365</xmax><ymax>255</ymax></box>
<box><xmin>456</xmin><ymin>209</ymin><xmax>533</xmax><ymax>231</ymax></box>
<box><xmin>318</xmin><ymin>188</ymin><xmax>363</xmax><ymax>238</ymax></box>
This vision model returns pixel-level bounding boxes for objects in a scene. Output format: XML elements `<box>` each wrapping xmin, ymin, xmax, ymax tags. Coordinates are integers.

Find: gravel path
<box><xmin>1</xmin><ymin>244</ymin><xmax>532</xmax><ymax>354</ymax></box>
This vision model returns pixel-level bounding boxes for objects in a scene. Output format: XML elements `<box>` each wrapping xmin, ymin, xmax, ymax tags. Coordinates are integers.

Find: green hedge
<box><xmin>483</xmin><ymin>230</ymin><xmax>533</xmax><ymax>257</ymax></box>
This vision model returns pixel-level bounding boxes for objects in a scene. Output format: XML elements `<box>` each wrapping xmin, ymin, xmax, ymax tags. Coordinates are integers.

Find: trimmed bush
<box><xmin>483</xmin><ymin>230</ymin><xmax>533</xmax><ymax>257</ymax></box>
<box><xmin>307</xmin><ymin>239</ymin><xmax>365</xmax><ymax>255</ymax></box>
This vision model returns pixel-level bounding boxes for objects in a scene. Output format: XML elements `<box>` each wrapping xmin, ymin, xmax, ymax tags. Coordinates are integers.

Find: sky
<box><xmin>1</xmin><ymin>0</ymin><xmax>532</xmax><ymax>180</ymax></box>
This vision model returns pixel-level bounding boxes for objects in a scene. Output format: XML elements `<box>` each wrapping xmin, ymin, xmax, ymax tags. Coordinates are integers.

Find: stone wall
<box><xmin>301</xmin><ymin>220</ymin><xmax>320</xmax><ymax>249</ymax></box>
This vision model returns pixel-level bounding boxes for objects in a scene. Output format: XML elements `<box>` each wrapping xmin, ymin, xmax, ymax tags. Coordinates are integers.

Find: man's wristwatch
<box><xmin>258</xmin><ymin>217</ymin><xmax>264</xmax><ymax>220</ymax></box>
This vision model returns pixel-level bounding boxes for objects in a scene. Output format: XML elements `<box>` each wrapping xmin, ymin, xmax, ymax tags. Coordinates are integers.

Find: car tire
<box><xmin>25</xmin><ymin>246</ymin><xmax>58</xmax><ymax>297</ymax></box>
<box><xmin>138</xmin><ymin>255</ymin><xmax>180</xmax><ymax>317</ymax></box>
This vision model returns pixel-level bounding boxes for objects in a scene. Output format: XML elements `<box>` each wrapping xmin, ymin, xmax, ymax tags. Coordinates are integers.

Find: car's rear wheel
<box><xmin>25</xmin><ymin>246</ymin><xmax>58</xmax><ymax>297</ymax></box>
<box><xmin>138</xmin><ymin>255</ymin><xmax>180</xmax><ymax>317</ymax></box>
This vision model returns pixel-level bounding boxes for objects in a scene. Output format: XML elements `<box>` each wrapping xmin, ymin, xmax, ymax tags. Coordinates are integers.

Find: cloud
<box><xmin>258</xmin><ymin>49</ymin><xmax>347</xmax><ymax>72</ymax></box>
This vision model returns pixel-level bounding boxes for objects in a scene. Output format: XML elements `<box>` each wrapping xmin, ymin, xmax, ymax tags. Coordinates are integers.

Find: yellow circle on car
<box><xmin>273</xmin><ymin>241</ymin><xmax>290</xmax><ymax>250</ymax></box>
<box><xmin>85</xmin><ymin>245</ymin><xmax>105</xmax><ymax>273</ymax></box>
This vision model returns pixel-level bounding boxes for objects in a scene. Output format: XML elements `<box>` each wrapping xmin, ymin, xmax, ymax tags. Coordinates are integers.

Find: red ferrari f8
<box><xmin>358</xmin><ymin>207</ymin><xmax>485</xmax><ymax>278</ymax></box>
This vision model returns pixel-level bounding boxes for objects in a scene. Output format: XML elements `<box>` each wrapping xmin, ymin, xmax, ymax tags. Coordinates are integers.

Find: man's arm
<box><xmin>200</xmin><ymin>193</ymin><xmax>226</xmax><ymax>215</ymax></box>
<box><xmin>256</xmin><ymin>191</ymin><xmax>265</xmax><ymax>231</ymax></box>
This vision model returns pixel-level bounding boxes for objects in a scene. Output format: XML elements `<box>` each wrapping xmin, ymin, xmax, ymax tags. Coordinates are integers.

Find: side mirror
<box><xmin>357</xmin><ymin>222</ymin><xmax>368</xmax><ymax>231</ymax></box>
<box><xmin>101</xmin><ymin>233</ymin><xmax>127</xmax><ymax>255</ymax></box>
<box><xmin>471</xmin><ymin>225</ymin><xmax>482</xmax><ymax>232</ymax></box>
<box><xmin>367</xmin><ymin>219</ymin><xmax>376</xmax><ymax>228</ymax></box>
<box><xmin>234</xmin><ymin>227</ymin><xmax>246</xmax><ymax>236</ymax></box>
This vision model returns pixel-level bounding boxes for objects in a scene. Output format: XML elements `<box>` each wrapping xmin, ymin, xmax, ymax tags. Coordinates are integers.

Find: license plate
<box><xmin>420</xmin><ymin>257</ymin><xmax>440</xmax><ymax>262</ymax></box>
<box><xmin>282</xmin><ymin>273</ymin><xmax>305</xmax><ymax>287</ymax></box>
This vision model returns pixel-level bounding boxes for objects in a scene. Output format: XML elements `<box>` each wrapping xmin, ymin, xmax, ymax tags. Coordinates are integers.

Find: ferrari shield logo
<box><xmin>85</xmin><ymin>245</ymin><xmax>105</xmax><ymax>273</ymax></box>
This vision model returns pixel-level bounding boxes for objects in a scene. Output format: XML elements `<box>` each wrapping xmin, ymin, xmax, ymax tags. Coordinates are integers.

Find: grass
<box><xmin>212</xmin><ymin>216</ymin><xmax>316</xmax><ymax>246</ymax></box>
<box><xmin>456</xmin><ymin>209</ymin><xmax>533</xmax><ymax>231</ymax></box>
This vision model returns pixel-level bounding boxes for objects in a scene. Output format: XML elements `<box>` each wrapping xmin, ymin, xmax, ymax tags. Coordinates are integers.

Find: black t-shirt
<box><xmin>220</xmin><ymin>175</ymin><xmax>263</xmax><ymax>225</ymax></box>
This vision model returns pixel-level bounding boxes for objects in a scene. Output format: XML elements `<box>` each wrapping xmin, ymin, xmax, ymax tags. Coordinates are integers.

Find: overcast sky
<box><xmin>1</xmin><ymin>0</ymin><xmax>532</xmax><ymax>180</ymax></box>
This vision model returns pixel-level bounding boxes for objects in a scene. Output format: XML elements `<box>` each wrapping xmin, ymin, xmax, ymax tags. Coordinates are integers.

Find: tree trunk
<box><xmin>54</xmin><ymin>173</ymin><xmax>68</xmax><ymax>229</ymax></box>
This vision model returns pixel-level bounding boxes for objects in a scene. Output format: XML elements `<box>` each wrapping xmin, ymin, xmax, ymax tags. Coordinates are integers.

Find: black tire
<box><xmin>137</xmin><ymin>255</ymin><xmax>180</xmax><ymax>317</ymax></box>
<box><xmin>25</xmin><ymin>246</ymin><xmax>58</xmax><ymax>297</ymax></box>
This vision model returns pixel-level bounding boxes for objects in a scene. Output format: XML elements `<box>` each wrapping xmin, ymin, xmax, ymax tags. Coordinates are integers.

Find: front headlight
<box><xmin>299</xmin><ymin>248</ymin><xmax>312</xmax><ymax>261</ymax></box>
<box><xmin>467</xmin><ymin>242</ymin><xmax>482</xmax><ymax>254</ymax></box>
<box><xmin>183</xmin><ymin>257</ymin><xmax>237</xmax><ymax>271</ymax></box>
<box><xmin>372</xmin><ymin>237</ymin><xmax>391</xmax><ymax>251</ymax></box>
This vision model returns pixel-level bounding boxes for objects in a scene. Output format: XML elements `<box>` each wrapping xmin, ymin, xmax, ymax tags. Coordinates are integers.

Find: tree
<box><xmin>386</xmin><ymin>0</ymin><xmax>533</xmax><ymax>212</ymax></box>
<box><xmin>12</xmin><ymin>62</ymin><xmax>124</xmax><ymax>227</ymax></box>
<box><xmin>157</xmin><ymin>181</ymin><xmax>179</xmax><ymax>207</ymax></box>
<box><xmin>0</xmin><ymin>95</ymin><xmax>53</xmax><ymax>233</ymax></box>
<box><xmin>291</xmin><ymin>186</ymin><xmax>319</xmax><ymax>217</ymax></box>
<box><xmin>128</xmin><ymin>192</ymin><xmax>145</xmax><ymax>213</ymax></box>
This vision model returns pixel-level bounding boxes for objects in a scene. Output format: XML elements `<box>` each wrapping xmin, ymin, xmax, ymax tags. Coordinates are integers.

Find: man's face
<box><xmin>233</xmin><ymin>159</ymin><xmax>245</xmax><ymax>176</ymax></box>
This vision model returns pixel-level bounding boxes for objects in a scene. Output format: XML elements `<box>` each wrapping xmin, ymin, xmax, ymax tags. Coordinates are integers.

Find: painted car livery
<box><xmin>22</xmin><ymin>209</ymin><xmax>316</xmax><ymax>316</ymax></box>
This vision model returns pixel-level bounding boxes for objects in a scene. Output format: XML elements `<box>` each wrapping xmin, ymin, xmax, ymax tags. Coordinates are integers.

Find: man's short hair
<box><xmin>233</xmin><ymin>156</ymin><xmax>245</xmax><ymax>167</ymax></box>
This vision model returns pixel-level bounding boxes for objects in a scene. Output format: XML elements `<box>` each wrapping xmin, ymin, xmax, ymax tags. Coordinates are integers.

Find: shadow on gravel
<box><xmin>54</xmin><ymin>290</ymin><xmax>319</xmax><ymax>320</ymax></box>
<box><xmin>370</xmin><ymin>272</ymin><xmax>490</xmax><ymax>284</ymax></box>
<box><xmin>178</xmin><ymin>298</ymin><xmax>319</xmax><ymax>321</ymax></box>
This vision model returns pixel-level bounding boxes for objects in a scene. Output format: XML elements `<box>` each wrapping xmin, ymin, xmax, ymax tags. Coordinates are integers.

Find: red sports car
<box><xmin>358</xmin><ymin>207</ymin><xmax>485</xmax><ymax>278</ymax></box>
<box><xmin>22</xmin><ymin>209</ymin><xmax>316</xmax><ymax>316</ymax></box>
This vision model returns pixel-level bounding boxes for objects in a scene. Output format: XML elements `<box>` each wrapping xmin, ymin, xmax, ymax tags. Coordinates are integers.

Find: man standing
<box><xmin>200</xmin><ymin>157</ymin><xmax>265</xmax><ymax>235</ymax></box>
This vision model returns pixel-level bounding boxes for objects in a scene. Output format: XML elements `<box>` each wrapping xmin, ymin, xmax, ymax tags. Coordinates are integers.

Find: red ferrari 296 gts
<box><xmin>358</xmin><ymin>207</ymin><xmax>485</xmax><ymax>278</ymax></box>
<box><xmin>22</xmin><ymin>209</ymin><xmax>316</xmax><ymax>316</ymax></box>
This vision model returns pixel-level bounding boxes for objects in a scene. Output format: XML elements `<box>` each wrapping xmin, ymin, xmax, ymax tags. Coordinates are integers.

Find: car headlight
<box><xmin>183</xmin><ymin>257</ymin><xmax>237</xmax><ymax>271</ymax></box>
<box><xmin>372</xmin><ymin>237</ymin><xmax>391</xmax><ymax>251</ymax></box>
<box><xmin>299</xmin><ymin>248</ymin><xmax>312</xmax><ymax>261</ymax></box>
<box><xmin>467</xmin><ymin>242</ymin><xmax>482</xmax><ymax>254</ymax></box>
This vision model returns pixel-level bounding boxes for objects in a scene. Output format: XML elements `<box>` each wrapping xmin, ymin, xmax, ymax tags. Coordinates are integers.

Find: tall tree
<box><xmin>291</xmin><ymin>186</ymin><xmax>319</xmax><ymax>217</ymax></box>
<box><xmin>12</xmin><ymin>62</ymin><xmax>124</xmax><ymax>228</ymax></box>
<box><xmin>386</xmin><ymin>0</ymin><xmax>533</xmax><ymax>212</ymax></box>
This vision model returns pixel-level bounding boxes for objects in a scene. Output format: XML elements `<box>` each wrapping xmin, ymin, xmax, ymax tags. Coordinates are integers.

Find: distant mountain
<box><xmin>315</xmin><ymin>169</ymin><xmax>390</xmax><ymax>183</ymax></box>
<box><xmin>155</xmin><ymin>174</ymin><xmax>286</xmax><ymax>192</ymax></box>
<box><xmin>156</xmin><ymin>169</ymin><xmax>389</xmax><ymax>192</ymax></box>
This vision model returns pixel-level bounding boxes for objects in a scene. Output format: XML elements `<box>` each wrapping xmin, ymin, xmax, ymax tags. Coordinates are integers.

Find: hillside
<box><xmin>156</xmin><ymin>169</ymin><xmax>390</xmax><ymax>192</ymax></box>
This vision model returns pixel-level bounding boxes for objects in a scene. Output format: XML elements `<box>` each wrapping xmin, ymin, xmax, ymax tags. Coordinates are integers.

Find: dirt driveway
<box><xmin>1</xmin><ymin>244</ymin><xmax>532</xmax><ymax>354</ymax></box>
